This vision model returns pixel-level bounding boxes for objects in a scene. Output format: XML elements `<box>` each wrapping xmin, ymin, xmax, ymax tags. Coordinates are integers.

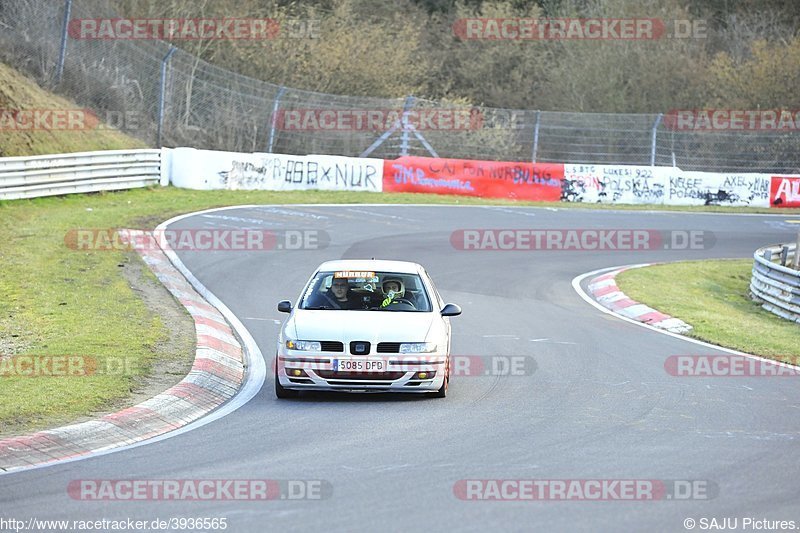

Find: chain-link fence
<box><xmin>2</xmin><ymin>0</ymin><xmax>799</xmax><ymax>173</ymax></box>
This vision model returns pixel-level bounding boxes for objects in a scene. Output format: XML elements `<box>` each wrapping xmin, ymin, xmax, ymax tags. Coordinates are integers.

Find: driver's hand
<box><xmin>380</xmin><ymin>290</ymin><xmax>397</xmax><ymax>308</ymax></box>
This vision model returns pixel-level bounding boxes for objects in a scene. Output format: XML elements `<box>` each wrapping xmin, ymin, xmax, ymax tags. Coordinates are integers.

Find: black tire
<box><xmin>275</xmin><ymin>358</ymin><xmax>299</xmax><ymax>399</ymax></box>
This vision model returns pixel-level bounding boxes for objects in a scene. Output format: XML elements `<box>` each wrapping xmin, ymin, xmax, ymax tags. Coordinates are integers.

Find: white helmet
<box><xmin>381</xmin><ymin>277</ymin><xmax>405</xmax><ymax>298</ymax></box>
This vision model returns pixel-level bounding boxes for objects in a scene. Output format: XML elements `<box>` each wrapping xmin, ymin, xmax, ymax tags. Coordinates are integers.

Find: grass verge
<box><xmin>615</xmin><ymin>260</ymin><xmax>800</xmax><ymax>362</ymax></box>
<box><xmin>0</xmin><ymin>62</ymin><xmax>145</xmax><ymax>156</ymax></box>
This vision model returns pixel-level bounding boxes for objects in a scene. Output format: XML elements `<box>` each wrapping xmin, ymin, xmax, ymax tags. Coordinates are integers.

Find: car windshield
<box><xmin>299</xmin><ymin>270</ymin><xmax>432</xmax><ymax>312</ymax></box>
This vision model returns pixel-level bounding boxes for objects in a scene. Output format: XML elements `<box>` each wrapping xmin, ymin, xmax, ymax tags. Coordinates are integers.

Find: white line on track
<box><xmin>346</xmin><ymin>208</ymin><xmax>412</xmax><ymax>220</ymax></box>
<box><xmin>256</xmin><ymin>206</ymin><xmax>329</xmax><ymax>219</ymax></box>
<box><xmin>481</xmin><ymin>206</ymin><xmax>539</xmax><ymax>217</ymax></box>
<box><xmin>571</xmin><ymin>264</ymin><xmax>800</xmax><ymax>372</ymax></box>
<box><xmin>245</xmin><ymin>317</ymin><xmax>281</xmax><ymax>324</ymax></box>
<box><xmin>200</xmin><ymin>213</ymin><xmax>282</xmax><ymax>226</ymax></box>
<box><xmin>529</xmin><ymin>338</ymin><xmax>578</xmax><ymax>344</ymax></box>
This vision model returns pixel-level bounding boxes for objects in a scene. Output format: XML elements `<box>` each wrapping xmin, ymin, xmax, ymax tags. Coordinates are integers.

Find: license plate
<box><xmin>333</xmin><ymin>359</ymin><xmax>386</xmax><ymax>372</ymax></box>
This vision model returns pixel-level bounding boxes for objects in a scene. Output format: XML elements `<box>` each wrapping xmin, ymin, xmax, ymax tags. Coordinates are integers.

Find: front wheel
<box><xmin>275</xmin><ymin>358</ymin><xmax>299</xmax><ymax>399</ymax></box>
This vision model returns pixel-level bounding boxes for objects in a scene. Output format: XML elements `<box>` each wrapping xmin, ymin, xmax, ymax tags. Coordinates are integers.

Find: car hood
<box><xmin>287</xmin><ymin>309</ymin><xmax>436</xmax><ymax>343</ymax></box>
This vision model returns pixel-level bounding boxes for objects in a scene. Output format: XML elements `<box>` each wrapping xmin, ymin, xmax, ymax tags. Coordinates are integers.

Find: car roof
<box><xmin>316</xmin><ymin>259</ymin><xmax>424</xmax><ymax>275</ymax></box>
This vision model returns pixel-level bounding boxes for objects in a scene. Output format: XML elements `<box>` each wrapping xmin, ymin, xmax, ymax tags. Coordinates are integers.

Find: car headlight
<box><xmin>399</xmin><ymin>342</ymin><xmax>437</xmax><ymax>353</ymax></box>
<box><xmin>285</xmin><ymin>339</ymin><xmax>321</xmax><ymax>351</ymax></box>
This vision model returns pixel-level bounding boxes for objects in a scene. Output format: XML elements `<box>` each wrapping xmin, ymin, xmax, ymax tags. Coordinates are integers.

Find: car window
<box><xmin>299</xmin><ymin>271</ymin><xmax>432</xmax><ymax>311</ymax></box>
<box><xmin>423</xmin><ymin>269</ymin><xmax>444</xmax><ymax>308</ymax></box>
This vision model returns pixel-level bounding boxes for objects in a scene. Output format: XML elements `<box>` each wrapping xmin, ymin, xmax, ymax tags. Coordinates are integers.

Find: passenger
<box><xmin>325</xmin><ymin>278</ymin><xmax>358</xmax><ymax>309</ymax></box>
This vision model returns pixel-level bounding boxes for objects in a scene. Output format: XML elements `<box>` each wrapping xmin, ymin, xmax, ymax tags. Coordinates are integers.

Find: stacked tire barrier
<box><xmin>750</xmin><ymin>242</ymin><xmax>800</xmax><ymax>324</ymax></box>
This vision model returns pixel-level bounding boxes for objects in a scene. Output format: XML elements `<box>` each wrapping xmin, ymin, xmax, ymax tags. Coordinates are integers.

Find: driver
<box><xmin>380</xmin><ymin>277</ymin><xmax>406</xmax><ymax>308</ymax></box>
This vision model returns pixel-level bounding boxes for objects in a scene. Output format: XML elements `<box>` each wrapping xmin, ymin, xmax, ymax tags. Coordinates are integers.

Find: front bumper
<box><xmin>276</xmin><ymin>353</ymin><xmax>447</xmax><ymax>393</ymax></box>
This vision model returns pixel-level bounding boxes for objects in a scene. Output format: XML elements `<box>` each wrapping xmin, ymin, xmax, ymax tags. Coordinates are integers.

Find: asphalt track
<box><xmin>2</xmin><ymin>205</ymin><xmax>799</xmax><ymax>532</ymax></box>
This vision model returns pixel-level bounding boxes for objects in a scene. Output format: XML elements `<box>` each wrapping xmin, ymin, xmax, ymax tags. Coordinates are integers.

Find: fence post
<box><xmin>156</xmin><ymin>46</ymin><xmax>178</xmax><ymax>147</ymax></box>
<box><xmin>54</xmin><ymin>0</ymin><xmax>73</xmax><ymax>85</ymax></box>
<box><xmin>531</xmin><ymin>110</ymin><xmax>541</xmax><ymax>163</ymax></box>
<box><xmin>400</xmin><ymin>95</ymin><xmax>415</xmax><ymax>157</ymax></box>
<box><xmin>794</xmin><ymin>231</ymin><xmax>800</xmax><ymax>270</ymax></box>
<box><xmin>266</xmin><ymin>86</ymin><xmax>286</xmax><ymax>153</ymax></box>
<box><xmin>650</xmin><ymin>113</ymin><xmax>663</xmax><ymax>166</ymax></box>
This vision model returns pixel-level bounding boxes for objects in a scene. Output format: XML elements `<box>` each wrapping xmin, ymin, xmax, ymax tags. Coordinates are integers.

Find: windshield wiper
<box><xmin>304</xmin><ymin>305</ymin><xmax>334</xmax><ymax>310</ymax></box>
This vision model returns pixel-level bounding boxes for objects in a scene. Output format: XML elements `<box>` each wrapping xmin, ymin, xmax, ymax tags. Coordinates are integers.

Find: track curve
<box><xmin>2</xmin><ymin>205</ymin><xmax>798</xmax><ymax>532</ymax></box>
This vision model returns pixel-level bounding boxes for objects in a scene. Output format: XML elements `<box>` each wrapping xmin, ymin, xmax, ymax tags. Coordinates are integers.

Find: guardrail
<box><xmin>750</xmin><ymin>240</ymin><xmax>800</xmax><ymax>324</ymax></box>
<box><xmin>0</xmin><ymin>149</ymin><xmax>163</xmax><ymax>200</ymax></box>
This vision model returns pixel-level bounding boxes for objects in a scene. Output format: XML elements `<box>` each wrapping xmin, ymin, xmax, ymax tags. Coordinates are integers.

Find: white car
<box><xmin>274</xmin><ymin>259</ymin><xmax>461</xmax><ymax>398</ymax></box>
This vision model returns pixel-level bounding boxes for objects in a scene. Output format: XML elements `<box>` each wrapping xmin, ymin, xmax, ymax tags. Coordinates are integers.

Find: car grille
<box><xmin>376</xmin><ymin>342</ymin><xmax>401</xmax><ymax>353</ymax></box>
<box><xmin>349</xmin><ymin>341</ymin><xmax>371</xmax><ymax>355</ymax></box>
<box><xmin>320</xmin><ymin>341</ymin><xmax>344</xmax><ymax>352</ymax></box>
<box><xmin>316</xmin><ymin>370</ymin><xmax>406</xmax><ymax>381</ymax></box>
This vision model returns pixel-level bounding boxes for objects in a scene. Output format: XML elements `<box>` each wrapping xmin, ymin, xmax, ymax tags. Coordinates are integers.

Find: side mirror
<box><xmin>441</xmin><ymin>303</ymin><xmax>461</xmax><ymax>317</ymax></box>
<box><xmin>277</xmin><ymin>300</ymin><xmax>292</xmax><ymax>313</ymax></box>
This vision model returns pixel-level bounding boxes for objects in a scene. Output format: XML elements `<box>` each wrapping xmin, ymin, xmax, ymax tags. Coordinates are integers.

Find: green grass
<box><xmin>0</xmin><ymin>62</ymin><xmax>145</xmax><ymax>157</ymax></box>
<box><xmin>616</xmin><ymin>260</ymin><xmax>800</xmax><ymax>362</ymax></box>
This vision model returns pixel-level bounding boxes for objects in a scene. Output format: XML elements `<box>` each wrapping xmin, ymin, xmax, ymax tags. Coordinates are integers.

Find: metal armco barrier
<box><xmin>750</xmin><ymin>242</ymin><xmax>800</xmax><ymax>324</ymax></box>
<box><xmin>0</xmin><ymin>149</ymin><xmax>162</xmax><ymax>200</ymax></box>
